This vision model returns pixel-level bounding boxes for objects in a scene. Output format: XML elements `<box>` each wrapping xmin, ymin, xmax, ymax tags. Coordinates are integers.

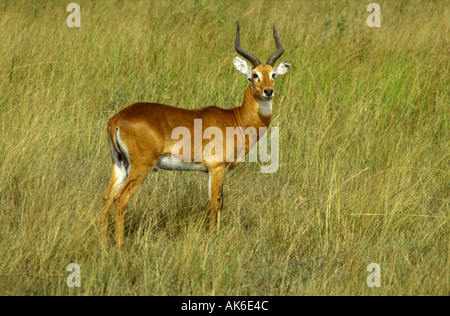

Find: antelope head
<box><xmin>233</xmin><ymin>22</ymin><xmax>292</xmax><ymax>102</ymax></box>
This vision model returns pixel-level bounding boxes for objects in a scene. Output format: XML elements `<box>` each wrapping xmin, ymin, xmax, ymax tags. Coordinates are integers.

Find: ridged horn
<box><xmin>235</xmin><ymin>22</ymin><xmax>261</xmax><ymax>68</ymax></box>
<box><xmin>266</xmin><ymin>25</ymin><xmax>284</xmax><ymax>66</ymax></box>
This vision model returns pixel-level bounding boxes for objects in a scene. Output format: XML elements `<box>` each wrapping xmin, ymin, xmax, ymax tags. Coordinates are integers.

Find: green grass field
<box><xmin>0</xmin><ymin>0</ymin><xmax>448</xmax><ymax>295</ymax></box>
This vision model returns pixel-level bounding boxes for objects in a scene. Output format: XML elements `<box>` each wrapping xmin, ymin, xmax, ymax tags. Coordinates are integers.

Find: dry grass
<box><xmin>0</xmin><ymin>0</ymin><xmax>448</xmax><ymax>295</ymax></box>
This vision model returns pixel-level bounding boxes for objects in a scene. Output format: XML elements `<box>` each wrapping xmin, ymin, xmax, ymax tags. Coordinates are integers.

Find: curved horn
<box><xmin>266</xmin><ymin>25</ymin><xmax>284</xmax><ymax>66</ymax></box>
<box><xmin>235</xmin><ymin>22</ymin><xmax>261</xmax><ymax>68</ymax></box>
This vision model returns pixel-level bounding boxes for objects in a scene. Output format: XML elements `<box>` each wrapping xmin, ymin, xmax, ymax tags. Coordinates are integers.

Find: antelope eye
<box><xmin>272</xmin><ymin>73</ymin><xmax>277</xmax><ymax>79</ymax></box>
<box><xmin>253</xmin><ymin>73</ymin><xmax>259</xmax><ymax>79</ymax></box>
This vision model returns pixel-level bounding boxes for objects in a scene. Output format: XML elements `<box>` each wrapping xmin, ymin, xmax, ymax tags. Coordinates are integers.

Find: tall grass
<box><xmin>0</xmin><ymin>0</ymin><xmax>448</xmax><ymax>295</ymax></box>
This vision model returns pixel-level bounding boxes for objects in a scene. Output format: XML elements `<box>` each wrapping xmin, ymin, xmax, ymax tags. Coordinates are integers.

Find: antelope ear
<box><xmin>233</xmin><ymin>56</ymin><xmax>252</xmax><ymax>80</ymax></box>
<box><xmin>274</xmin><ymin>62</ymin><xmax>292</xmax><ymax>77</ymax></box>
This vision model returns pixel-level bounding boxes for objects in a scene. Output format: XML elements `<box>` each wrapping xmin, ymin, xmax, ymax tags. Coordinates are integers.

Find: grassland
<box><xmin>0</xmin><ymin>0</ymin><xmax>448</xmax><ymax>295</ymax></box>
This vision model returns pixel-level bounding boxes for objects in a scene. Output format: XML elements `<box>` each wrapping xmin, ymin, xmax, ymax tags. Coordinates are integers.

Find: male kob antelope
<box><xmin>102</xmin><ymin>23</ymin><xmax>291</xmax><ymax>247</ymax></box>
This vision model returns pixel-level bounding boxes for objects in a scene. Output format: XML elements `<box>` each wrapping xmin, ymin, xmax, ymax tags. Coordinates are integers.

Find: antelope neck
<box><xmin>233</xmin><ymin>85</ymin><xmax>272</xmax><ymax>131</ymax></box>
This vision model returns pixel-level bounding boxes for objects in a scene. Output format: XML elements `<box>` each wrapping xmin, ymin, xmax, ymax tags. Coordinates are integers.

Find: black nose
<box><xmin>264</xmin><ymin>89</ymin><xmax>273</xmax><ymax>97</ymax></box>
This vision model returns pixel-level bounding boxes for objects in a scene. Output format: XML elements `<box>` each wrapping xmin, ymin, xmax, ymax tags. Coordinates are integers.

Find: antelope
<box><xmin>101</xmin><ymin>23</ymin><xmax>291</xmax><ymax>247</ymax></box>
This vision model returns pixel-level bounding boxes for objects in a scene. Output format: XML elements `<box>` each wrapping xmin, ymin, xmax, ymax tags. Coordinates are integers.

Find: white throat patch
<box><xmin>258</xmin><ymin>99</ymin><xmax>273</xmax><ymax>117</ymax></box>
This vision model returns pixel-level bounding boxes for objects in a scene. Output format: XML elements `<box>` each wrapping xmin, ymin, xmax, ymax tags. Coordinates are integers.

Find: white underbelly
<box><xmin>154</xmin><ymin>155</ymin><xmax>207</xmax><ymax>172</ymax></box>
